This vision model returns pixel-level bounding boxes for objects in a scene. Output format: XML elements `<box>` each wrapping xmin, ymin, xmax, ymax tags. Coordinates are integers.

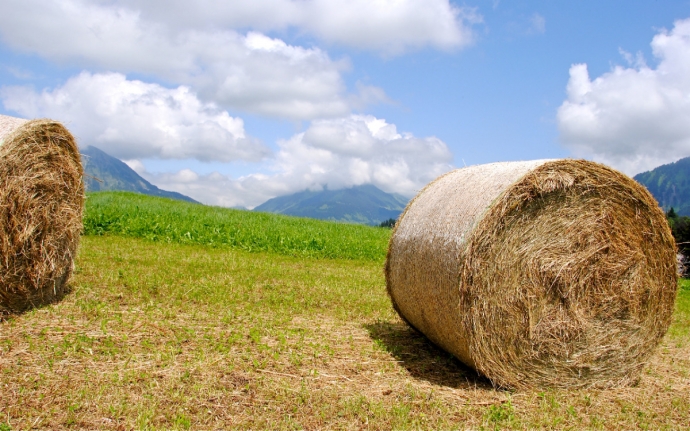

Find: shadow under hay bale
<box><xmin>0</xmin><ymin>115</ymin><xmax>84</xmax><ymax>317</ymax></box>
<box><xmin>385</xmin><ymin>159</ymin><xmax>678</xmax><ymax>390</ymax></box>
<box><xmin>365</xmin><ymin>320</ymin><xmax>493</xmax><ymax>390</ymax></box>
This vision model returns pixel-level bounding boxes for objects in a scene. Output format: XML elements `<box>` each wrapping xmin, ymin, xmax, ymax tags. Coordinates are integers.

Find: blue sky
<box><xmin>1</xmin><ymin>0</ymin><xmax>690</xmax><ymax>207</ymax></box>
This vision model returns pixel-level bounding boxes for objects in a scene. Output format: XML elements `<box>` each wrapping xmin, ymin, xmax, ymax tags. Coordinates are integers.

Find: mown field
<box><xmin>0</xmin><ymin>192</ymin><xmax>689</xmax><ymax>430</ymax></box>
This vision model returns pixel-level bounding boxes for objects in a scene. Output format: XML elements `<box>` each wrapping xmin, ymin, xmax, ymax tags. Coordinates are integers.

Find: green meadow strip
<box><xmin>83</xmin><ymin>191</ymin><xmax>392</xmax><ymax>262</ymax></box>
<box><xmin>671</xmin><ymin>278</ymin><xmax>690</xmax><ymax>340</ymax></box>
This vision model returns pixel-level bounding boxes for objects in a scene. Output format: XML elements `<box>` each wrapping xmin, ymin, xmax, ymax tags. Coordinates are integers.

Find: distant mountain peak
<box><xmin>254</xmin><ymin>184</ymin><xmax>409</xmax><ymax>225</ymax></box>
<box><xmin>81</xmin><ymin>146</ymin><xmax>199</xmax><ymax>204</ymax></box>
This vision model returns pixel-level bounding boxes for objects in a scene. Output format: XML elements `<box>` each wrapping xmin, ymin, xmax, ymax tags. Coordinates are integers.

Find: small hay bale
<box><xmin>0</xmin><ymin>115</ymin><xmax>84</xmax><ymax>315</ymax></box>
<box><xmin>385</xmin><ymin>159</ymin><xmax>677</xmax><ymax>389</ymax></box>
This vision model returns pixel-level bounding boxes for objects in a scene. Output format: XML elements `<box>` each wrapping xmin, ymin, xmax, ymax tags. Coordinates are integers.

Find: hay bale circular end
<box><xmin>386</xmin><ymin>159</ymin><xmax>677</xmax><ymax>389</ymax></box>
<box><xmin>0</xmin><ymin>115</ymin><xmax>84</xmax><ymax>315</ymax></box>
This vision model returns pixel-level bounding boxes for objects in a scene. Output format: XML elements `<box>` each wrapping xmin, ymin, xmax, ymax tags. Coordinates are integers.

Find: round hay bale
<box><xmin>0</xmin><ymin>115</ymin><xmax>84</xmax><ymax>316</ymax></box>
<box><xmin>385</xmin><ymin>159</ymin><xmax>677</xmax><ymax>389</ymax></box>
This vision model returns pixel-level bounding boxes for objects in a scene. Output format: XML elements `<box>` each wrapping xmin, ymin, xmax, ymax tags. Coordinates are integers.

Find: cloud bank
<box><xmin>0</xmin><ymin>0</ymin><xmax>466</xmax><ymax>207</ymax></box>
<box><xmin>1</xmin><ymin>72</ymin><xmax>269</xmax><ymax>162</ymax></box>
<box><xmin>88</xmin><ymin>0</ymin><xmax>479</xmax><ymax>54</ymax></box>
<box><xmin>0</xmin><ymin>1</ymin><xmax>376</xmax><ymax>119</ymax></box>
<box><xmin>558</xmin><ymin>18</ymin><xmax>690</xmax><ymax>175</ymax></box>
<box><xmin>0</xmin><ymin>0</ymin><xmax>478</xmax><ymax>119</ymax></box>
<box><xmin>144</xmin><ymin>115</ymin><xmax>454</xmax><ymax>208</ymax></box>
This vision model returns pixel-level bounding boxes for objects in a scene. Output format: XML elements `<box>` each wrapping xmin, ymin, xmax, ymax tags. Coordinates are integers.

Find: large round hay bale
<box><xmin>386</xmin><ymin>159</ymin><xmax>677</xmax><ymax>389</ymax></box>
<box><xmin>0</xmin><ymin>115</ymin><xmax>84</xmax><ymax>315</ymax></box>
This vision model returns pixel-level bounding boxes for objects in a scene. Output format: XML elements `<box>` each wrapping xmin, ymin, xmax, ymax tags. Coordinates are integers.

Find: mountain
<box><xmin>634</xmin><ymin>156</ymin><xmax>690</xmax><ymax>216</ymax></box>
<box><xmin>254</xmin><ymin>184</ymin><xmax>409</xmax><ymax>225</ymax></box>
<box><xmin>80</xmin><ymin>146</ymin><xmax>199</xmax><ymax>204</ymax></box>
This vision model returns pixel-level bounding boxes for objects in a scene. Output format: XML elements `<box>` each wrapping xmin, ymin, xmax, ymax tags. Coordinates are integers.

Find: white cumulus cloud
<box><xmin>87</xmin><ymin>0</ymin><xmax>479</xmax><ymax>54</ymax></box>
<box><xmin>0</xmin><ymin>72</ymin><xmax>270</xmax><ymax>162</ymax></box>
<box><xmin>145</xmin><ymin>115</ymin><xmax>454</xmax><ymax>208</ymax></box>
<box><xmin>557</xmin><ymin>17</ymin><xmax>690</xmax><ymax>175</ymax></box>
<box><xmin>0</xmin><ymin>0</ymin><xmax>388</xmax><ymax>119</ymax></box>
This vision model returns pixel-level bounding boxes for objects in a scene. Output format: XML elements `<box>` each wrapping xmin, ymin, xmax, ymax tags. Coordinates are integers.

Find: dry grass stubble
<box><xmin>0</xmin><ymin>236</ymin><xmax>688</xmax><ymax>429</ymax></box>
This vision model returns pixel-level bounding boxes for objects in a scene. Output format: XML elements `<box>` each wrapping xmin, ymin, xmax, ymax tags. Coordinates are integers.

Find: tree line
<box><xmin>667</xmin><ymin>208</ymin><xmax>690</xmax><ymax>256</ymax></box>
<box><xmin>379</xmin><ymin>218</ymin><xmax>397</xmax><ymax>228</ymax></box>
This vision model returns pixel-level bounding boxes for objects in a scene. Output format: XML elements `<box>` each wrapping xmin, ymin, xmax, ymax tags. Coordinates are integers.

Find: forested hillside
<box><xmin>635</xmin><ymin>157</ymin><xmax>690</xmax><ymax>216</ymax></box>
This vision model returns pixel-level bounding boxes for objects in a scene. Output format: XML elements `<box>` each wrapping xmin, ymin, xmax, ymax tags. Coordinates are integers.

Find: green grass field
<box><xmin>1</xmin><ymin>192</ymin><xmax>688</xmax><ymax>430</ymax></box>
<box><xmin>83</xmin><ymin>191</ymin><xmax>390</xmax><ymax>261</ymax></box>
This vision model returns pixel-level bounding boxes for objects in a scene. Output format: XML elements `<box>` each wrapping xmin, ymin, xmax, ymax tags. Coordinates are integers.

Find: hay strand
<box><xmin>0</xmin><ymin>115</ymin><xmax>84</xmax><ymax>316</ymax></box>
<box><xmin>385</xmin><ymin>159</ymin><xmax>677</xmax><ymax>389</ymax></box>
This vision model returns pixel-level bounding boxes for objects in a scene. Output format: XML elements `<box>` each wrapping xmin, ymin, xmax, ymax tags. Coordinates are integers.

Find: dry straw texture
<box><xmin>386</xmin><ymin>159</ymin><xmax>678</xmax><ymax>390</ymax></box>
<box><xmin>0</xmin><ymin>115</ymin><xmax>84</xmax><ymax>316</ymax></box>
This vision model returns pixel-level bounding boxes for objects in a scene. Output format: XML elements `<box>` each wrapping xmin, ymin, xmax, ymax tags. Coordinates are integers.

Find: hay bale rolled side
<box><xmin>385</xmin><ymin>159</ymin><xmax>677</xmax><ymax>389</ymax></box>
<box><xmin>0</xmin><ymin>115</ymin><xmax>84</xmax><ymax>315</ymax></box>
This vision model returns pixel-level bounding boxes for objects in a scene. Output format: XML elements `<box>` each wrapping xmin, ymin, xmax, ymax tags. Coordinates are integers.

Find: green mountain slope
<box><xmin>634</xmin><ymin>156</ymin><xmax>690</xmax><ymax>216</ymax></box>
<box><xmin>254</xmin><ymin>184</ymin><xmax>409</xmax><ymax>225</ymax></box>
<box><xmin>81</xmin><ymin>146</ymin><xmax>198</xmax><ymax>204</ymax></box>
